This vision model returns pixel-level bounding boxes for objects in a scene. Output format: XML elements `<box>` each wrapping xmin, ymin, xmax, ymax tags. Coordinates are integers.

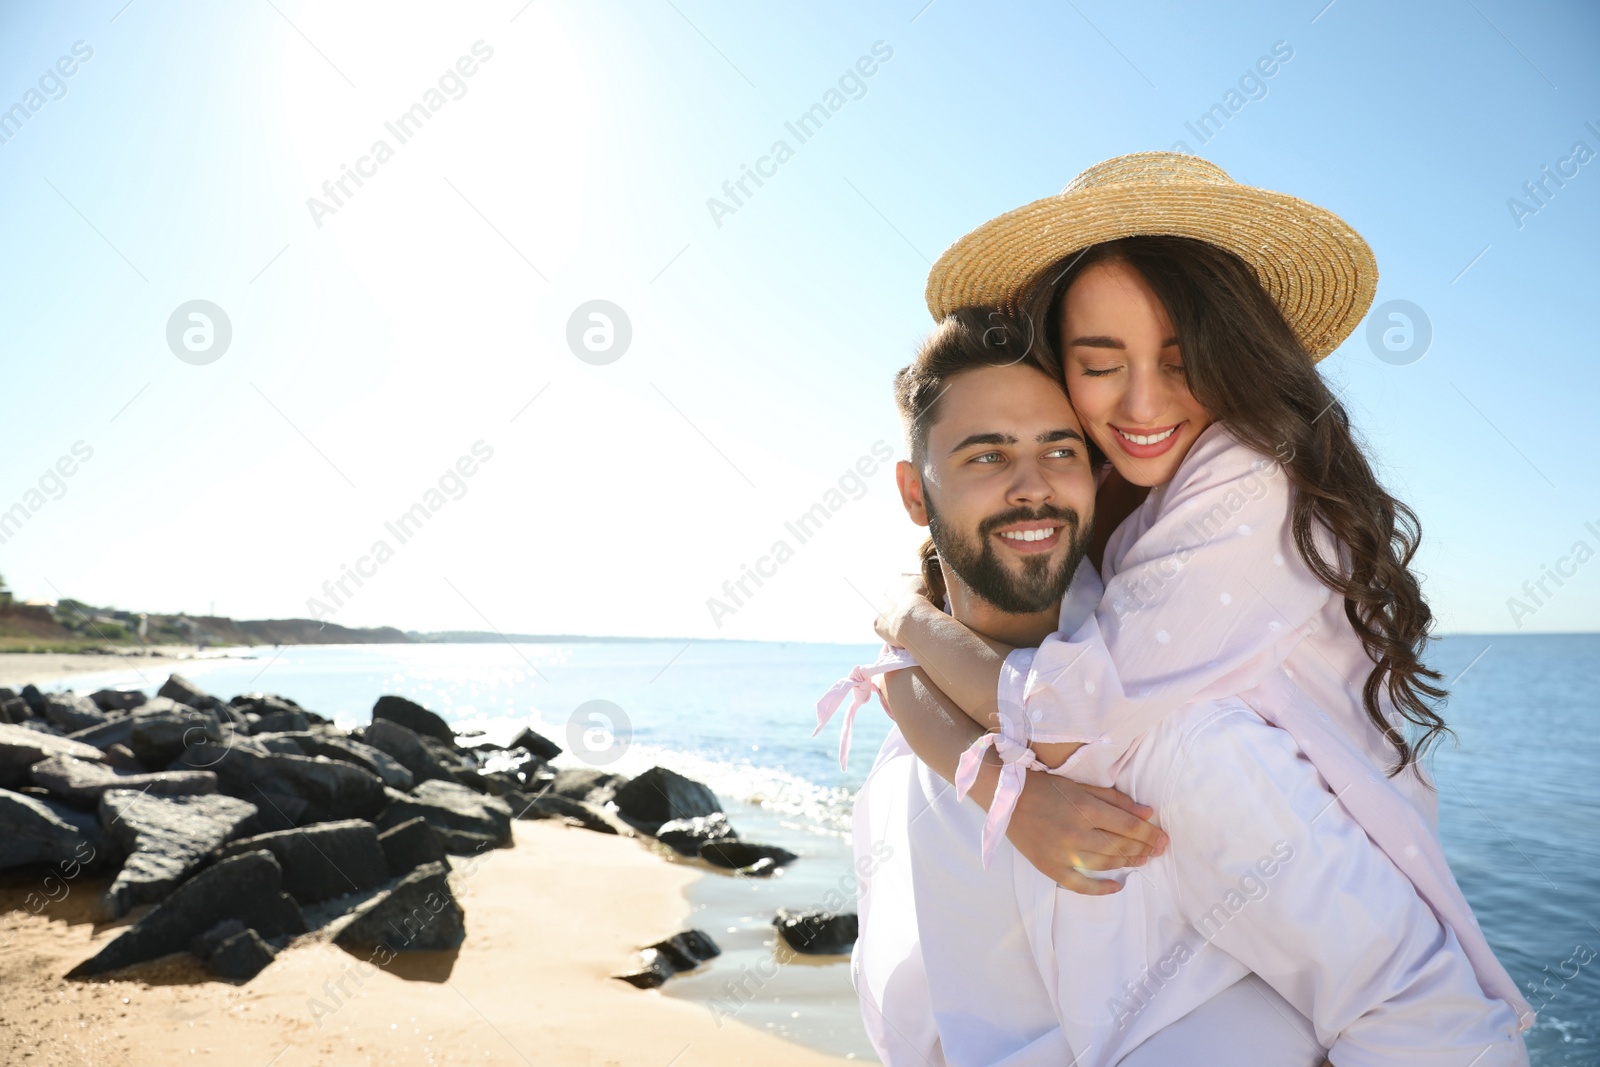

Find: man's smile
<box><xmin>992</xmin><ymin>521</ymin><xmax>1064</xmax><ymax>554</ymax></box>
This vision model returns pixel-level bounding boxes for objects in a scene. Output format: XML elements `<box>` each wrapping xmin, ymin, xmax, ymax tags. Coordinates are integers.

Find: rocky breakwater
<box><xmin>0</xmin><ymin>676</ymin><xmax>543</xmax><ymax>983</ymax></box>
<box><xmin>1</xmin><ymin>676</ymin><xmax>858</xmax><ymax>992</ymax></box>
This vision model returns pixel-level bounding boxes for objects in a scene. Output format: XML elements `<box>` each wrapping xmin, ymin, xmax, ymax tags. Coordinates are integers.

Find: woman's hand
<box><xmin>1006</xmin><ymin>769</ymin><xmax>1168</xmax><ymax>894</ymax></box>
<box><xmin>873</xmin><ymin>573</ymin><xmax>932</xmax><ymax>646</ymax></box>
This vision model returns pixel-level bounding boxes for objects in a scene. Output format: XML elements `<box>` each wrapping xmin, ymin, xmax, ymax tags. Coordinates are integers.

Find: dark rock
<box><xmin>372</xmin><ymin>695</ymin><xmax>455</xmax><ymax>745</ymax></box>
<box><xmin>646</xmin><ymin>929</ymin><xmax>721</xmax><ymax>970</ymax></box>
<box><xmin>296</xmin><ymin>734</ymin><xmax>413</xmax><ymax>792</ymax></box>
<box><xmin>44</xmin><ymin>692</ymin><xmax>106</xmax><ymax>733</ymax></box>
<box><xmin>158</xmin><ymin>673</ymin><xmax>224</xmax><ymax>713</ymax></box>
<box><xmin>98</xmin><ymin>789</ymin><xmax>259</xmax><ymax>918</ymax></box>
<box><xmin>216</xmin><ymin>819</ymin><xmax>390</xmax><ymax>905</ymax></box>
<box><xmin>229</xmin><ymin>693</ymin><xmax>304</xmax><ymax>718</ymax></box>
<box><xmin>20</xmin><ymin>684</ymin><xmax>47</xmax><ymax>716</ymax></box>
<box><xmin>230</xmin><ymin>696</ymin><xmax>314</xmax><ymax>734</ymax></box>
<box><xmin>363</xmin><ymin>719</ymin><xmax>457</xmax><ymax>784</ymax></box>
<box><xmin>655</xmin><ymin>813</ymin><xmax>738</xmax><ymax>857</ymax></box>
<box><xmin>510</xmin><ymin>727</ymin><xmax>562</xmax><ymax>761</ymax></box>
<box><xmin>177</xmin><ymin>742</ymin><xmax>387</xmax><ymax>827</ymax></box>
<box><xmin>698</xmin><ymin>839</ymin><xmax>797</xmax><ymax>871</ymax></box>
<box><xmin>90</xmin><ymin>688</ymin><xmax>148</xmax><ymax>713</ymax></box>
<box><xmin>334</xmin><ymin>861</ymin><xmax>464</xmax><ymax>953</ymax></box>
<box><xmin>376</xmin><ymin>781</ymin><xmax>512</xmax><ymax>850</ymax></box>
<box><xmin>434</xmin><ymin>828</ymin><xmax>497</xmax><ymax>855</ymax></box>
<box><xmin>0</xmin><ymin>722</ymin><xmax>106</xmax><ymax>789</ymax></box>
<box><xmin>733</xmin><ymin>857</ymin><xmax>778</xmax><ymax>878</ymax></box>
<box><xmin>614</xmin><ymin>929</ymin><xmax>721</xmax><ymax>989</ymax></box>
<box><xmin>473</xmin><ymin>770</ymin><xmax>526</xmax><ymax>798</ymax></box>
<box><xmin>206</xmin><ymin>928</ymin><xmax>276</xmax><ymax>980</ymax></box>
<box><xmin>772</xmin><ymin>907</ymin><xmax>858</xmax><ymax>955</ymax></box>
<box><xmin>418</xmin><ymin>734</ymin><xmax>471</xmax><ymax>773</ymax></box>
<box><xmin>128</xmin><ymin>705</ymin><xmax>223</xmax><ymax>769</ymax></box>
<box><xmin>546</xmin><ymin>767</ymin><xmax>626</xmax><ymax>805</ymax></box>
<box><xmin>252</xmin><ymin>734</ymin><xmax>307</xmax><ymax>755</ymax></box>
<box><xmin>612</xmin><ymin>767</ymin><xmax>721</xmax><ymax>835</ymax></box>
<box><xmin>190</xmin><ymin>919</ymin><xmax>245</xmax><ymax>959</ymax></box>
<box><xmin>451</xmin><ymin>767</ymin><xmax>491</xmax><ymax>794</ymax></box>
<box><xmin>212</xmin><ymin>702</ymin><xmax>248</xmax><ymax>727</ymax></box>
<box><xmin>246</xmin><ymin>786</ymin><xmax>308</xmax><ymax>830</ymax></box>
<box><xmin>613</xmin><ymin>949</ymin><xmax>676</xmax><ymax>989</ymax></box>
<box><xmin>672</xmin><ymin>928</ymin><xmax>722</xmax><ymax>962</ymax></box>
<box><xmin>378</xmin><ymin>817</ymin><xmax>450</xmax><ymax>875</ymax></box>
<box><xmin>68</xmin><ymin>849</ymin><xmax>305</xmax><ymax>977</ymax></box>
<box><xmin>251</xmin><ymin>709</ymin><xmax>310</xmax><ymax>734</ymax></box>
<box><xmin>31</xmin><ymin>755</ymin><xmax>216</xmax><ymax>807</ymax></box>
<box><xmin>65</xmin><ymin>699</ymin><xmax>186</xmax><ymax>752</ymax></box>
<box><xmin>514</xmin><ymin>792</ymin><xmax>633</xmax><ymax>836</ymax></box>
<box><xmin>227</xmin><ymin>694</ymin><xmax>325</xmax><ymax>728</ymax></box>
<box><xmin>508</xmin><ymin>756</ymin><xmax>551</xmax><ymax>790</ymax></box>
<box><xmin>0</xmin><ymin>788</ymin><xmax>100</xmax><ymax>870</ymax></box>
<box><xmin>102</xmin><ymin>744</ymin><xmax>144</xmax><ymax>773</ymax></box>
<box><xmin>0</xmin><ymin>695</ymin><xmax>29</xmax><ymax>724</ymax></box>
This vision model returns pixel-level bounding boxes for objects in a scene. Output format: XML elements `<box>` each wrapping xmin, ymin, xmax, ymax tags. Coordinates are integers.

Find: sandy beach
<box><xmin>0</xmin><ymin>818</ymin><xmax>856</xmax><ymax>1066</ymax></box>
<box><xmin>0</xmin><ymin>647</ymin><xmax>245</xmax><ymax>690</ymax></box>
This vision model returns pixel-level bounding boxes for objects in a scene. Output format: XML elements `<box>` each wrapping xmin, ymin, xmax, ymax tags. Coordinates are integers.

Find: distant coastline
<box><xmin>0</xmin><ymin>594</ymin><xmax>760</xmax><ymax>653</ymax></box>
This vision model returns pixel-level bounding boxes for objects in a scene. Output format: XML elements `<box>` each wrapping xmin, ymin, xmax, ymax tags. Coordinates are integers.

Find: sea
<box><xmin>47</xmin><ymin>633</ymin><xmax>1599</xmax><ymax>1065</ymax></box>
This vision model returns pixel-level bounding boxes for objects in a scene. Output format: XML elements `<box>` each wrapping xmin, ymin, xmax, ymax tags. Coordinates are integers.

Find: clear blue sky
<box><xmin>0</xmin><ymin>0</ymin><xmax>1595</xmax><ymax>641</ymax></box>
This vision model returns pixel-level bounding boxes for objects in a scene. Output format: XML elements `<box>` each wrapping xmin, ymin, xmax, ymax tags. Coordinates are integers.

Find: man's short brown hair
<box><xmin>893</xmin><ymin>307</ymin><xmax>1054</xmax><ymax>467</ymax></box>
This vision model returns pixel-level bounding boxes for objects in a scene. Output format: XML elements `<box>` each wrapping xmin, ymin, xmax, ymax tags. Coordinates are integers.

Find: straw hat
<box><xmin>924</xmin><ymin>151</ymin><xmax>1377</xmax><ymax>362</ymax></box>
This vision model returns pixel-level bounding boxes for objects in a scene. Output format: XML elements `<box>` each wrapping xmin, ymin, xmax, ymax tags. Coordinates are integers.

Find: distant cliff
<box><xmin>0</xmin><ymin>599</ymin><xmax>411</xmax><ymax>648</ymax></box>
<box><xmin>159</xmin><ymin>615</ymin><xmax>412</xmax><ymax>646</ymax></box>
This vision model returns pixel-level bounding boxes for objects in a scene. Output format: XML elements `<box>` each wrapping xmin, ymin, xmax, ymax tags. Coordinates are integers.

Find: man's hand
<box><xmin>1006</xmin><ymin>769</ymin><xmax>1168</xmax><ymax>894</ymax></box>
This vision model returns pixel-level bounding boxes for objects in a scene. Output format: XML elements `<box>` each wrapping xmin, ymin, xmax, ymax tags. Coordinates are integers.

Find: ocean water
<box><xmin>50</xmin><ymin>634</ymin><xmax>1599</xmax><ymax>1064</ymax></box>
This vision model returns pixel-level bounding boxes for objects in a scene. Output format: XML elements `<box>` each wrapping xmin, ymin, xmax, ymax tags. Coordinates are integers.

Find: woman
<box><xmin>824</xmin><ymin>152</ymin><xmax>1533</xmax><ymax>1062</ymax></box>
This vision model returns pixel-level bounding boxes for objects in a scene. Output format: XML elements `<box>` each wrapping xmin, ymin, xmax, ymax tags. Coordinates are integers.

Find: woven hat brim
<box><xmin>924</xmin><ymin>183</ymin><xmax>1377</xmax><ymax>362</ymax></box>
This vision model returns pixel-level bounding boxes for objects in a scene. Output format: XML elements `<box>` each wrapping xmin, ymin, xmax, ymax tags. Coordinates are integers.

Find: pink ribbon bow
<box><xmin>815</xmin><ymin>644</ymin><xmax>919</xmax><ymax>772</ymax></box>
<box><xmin>954</xmin><ymin>726</ymin><xmax>1048</xmax><ymax>870</ymax></box>
<box><xmin>814</xmin><ymin>666</ymin><xmax>880</xmax><ymax>772</ymax></box>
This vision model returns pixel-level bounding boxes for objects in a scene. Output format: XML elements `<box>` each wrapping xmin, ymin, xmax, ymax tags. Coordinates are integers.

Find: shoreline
<box><xmin>0</xmin><ymin>819</ymin><xmax>858</xmax><ymax>1065</ymax></box>
<box><xmin>0</xmin><ymin>646</ymin><xmax>256</xmax><ymax>689</ymax></box>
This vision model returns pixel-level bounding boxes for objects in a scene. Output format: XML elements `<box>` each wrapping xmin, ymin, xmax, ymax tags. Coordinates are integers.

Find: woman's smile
<box><xmin>1109</xmin><ymin>421</ymin><xmax>1185</xmax><ymax>459</ymax></box>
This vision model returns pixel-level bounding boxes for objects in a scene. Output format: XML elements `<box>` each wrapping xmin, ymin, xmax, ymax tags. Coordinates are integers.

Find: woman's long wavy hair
<box><xmin>1013</xmin><ymin>235</ymin><xmax>1450</xmax><ymax>778</ymax></box>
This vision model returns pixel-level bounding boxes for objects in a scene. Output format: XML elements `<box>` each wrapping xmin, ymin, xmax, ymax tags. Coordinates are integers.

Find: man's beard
<box><xmin>924</xmin><ymin>496</ymin><xmax>1091</xmax><ymax>615</ymax></box>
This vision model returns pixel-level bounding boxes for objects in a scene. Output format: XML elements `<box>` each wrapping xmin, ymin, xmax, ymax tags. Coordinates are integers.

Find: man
<box><xmin>831</xmin><ymin>309</ymin><xmax>1529</xmax><ymax>1065</ymax></box>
